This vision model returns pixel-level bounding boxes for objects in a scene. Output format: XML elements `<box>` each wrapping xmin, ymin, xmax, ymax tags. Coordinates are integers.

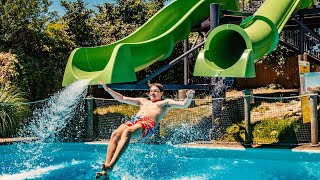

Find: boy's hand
<box><xmin>186</xmin><ymin>90</ymin><xmax>195</xmax><ymax>99</ymax></box>
<box><xmin>98</xmin><ymin>81</ymin><xmax>108</xmax><ymax>90</ymax></box>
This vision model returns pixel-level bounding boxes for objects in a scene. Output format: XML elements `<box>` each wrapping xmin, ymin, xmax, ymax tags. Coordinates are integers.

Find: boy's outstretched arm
<box><xmin>98</xmin><ymin>81</ymin><xmax>143</xmax><ymax>106</ymax></box>
<box><xmin>167</xmin><ymin>90</ymin><xmax>195</xmax><ymax>108</ymax></box>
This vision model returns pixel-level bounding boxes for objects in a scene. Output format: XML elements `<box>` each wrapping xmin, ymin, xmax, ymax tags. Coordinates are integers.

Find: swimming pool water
<box><xmin>1</xmin><ymin>143</ymin><xmax>320</xmax><ymax>179</ymax></box>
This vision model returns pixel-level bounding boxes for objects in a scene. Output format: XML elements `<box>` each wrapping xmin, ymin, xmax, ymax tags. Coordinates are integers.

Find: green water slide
<box><xmin>62</xmin><ymin>0</ymin><xmax>239</xmax><ymax>86</ymax></box>
<box><xmin>193</xmin><ymin>0</ymin><xmax>314</xmax><ymax>78</ymax></box>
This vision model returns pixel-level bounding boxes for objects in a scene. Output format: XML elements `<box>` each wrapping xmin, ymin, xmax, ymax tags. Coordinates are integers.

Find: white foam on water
<box><xmin>171</xmin><ymin>175</ymin><xmax>208</xmax><ymax>180</ymax></box>
<box><xmin>0</xmin><ymin>163</ymin><xmax>65</xmax><ymax>180</ymax></box>
<box><xmin>0</xmin><ymin>160</ymin><xmax>84</xmax><ymax>180</ymax></box>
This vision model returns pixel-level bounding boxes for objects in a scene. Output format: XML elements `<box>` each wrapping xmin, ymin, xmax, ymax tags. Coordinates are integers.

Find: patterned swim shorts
<box><xmin>124</xmin><ymin>116</ymin><xmax>156</xmax><ymax>138</ymax></box>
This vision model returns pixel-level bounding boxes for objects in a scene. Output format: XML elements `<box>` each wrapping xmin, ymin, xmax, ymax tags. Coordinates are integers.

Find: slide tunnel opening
<box><xmin>207</xmin><ymin>30</ymin><xmax>247</xmax><ymax>69</ymax></box>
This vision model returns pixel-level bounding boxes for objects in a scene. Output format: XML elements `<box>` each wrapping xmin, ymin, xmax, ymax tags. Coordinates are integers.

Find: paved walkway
<box><xmin>0</xmin><ymin>137</ymin><xmax>39</xmax><ymax>144</ymax></box>
<box><xmin>87</xmin><ymin>140</ymin><xmax>320</xmax><ymax>152</ymax></box>
<box><xmin>3</xmin><ymin>138</ymin><xmax>320</xmax><ymax>152</ymax></box>
<box><xmin>180</xmin><ymin>141</ymin><xmax>320</xmax><ymax>152</ymax></box>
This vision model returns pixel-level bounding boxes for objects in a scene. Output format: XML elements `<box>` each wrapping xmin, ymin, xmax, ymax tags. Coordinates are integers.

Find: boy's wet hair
<box><xmin>148</xmin><ymin>83</ymin><xmax>164</xmax><ymax>92</ymax></box>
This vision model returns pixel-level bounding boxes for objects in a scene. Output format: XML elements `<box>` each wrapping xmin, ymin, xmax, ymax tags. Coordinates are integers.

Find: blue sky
<box><xmin>50</xmin><ymin>0</ymin><xmax>115</xmax><ymax>15</ymax></box>
<box><xmin>50</xmin><ymin>0</ymin><xmax>171</xmax><ymax>15</ymax></box>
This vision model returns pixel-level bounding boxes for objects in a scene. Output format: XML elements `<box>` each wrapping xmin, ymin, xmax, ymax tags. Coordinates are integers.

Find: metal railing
<box><xmin>280</xmin><ymin>29</ymin><xmax>320</xmax><ymax>60</ymax></box>
<box><xmin>240</xmin><ymin>0</ymin><xmax>320</xmax><ymax>12</ymax></box>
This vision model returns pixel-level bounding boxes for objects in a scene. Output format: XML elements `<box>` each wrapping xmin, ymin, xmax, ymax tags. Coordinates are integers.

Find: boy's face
<box><xmin>148</xmin><ymin>85</ymin><xmax>163</xmax><ymax>102</ymax></box>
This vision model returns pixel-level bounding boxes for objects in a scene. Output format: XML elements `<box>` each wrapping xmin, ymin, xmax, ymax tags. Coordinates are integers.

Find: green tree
<box><xmin>0</xmin><ymin>0</ymin><xmax>74</xmax><ymax>100</ymax></box>
<box><xmin>61</xmin><ymin>0</ymin><xmax>96</xmax><ymax>47</ymax></box>
<box><xmin>92</xmin><ymin>0</ymin><xmax>167</xmax><ymax>44</ymax></box>
<box><xmin>0</xmin><ymin>0</ymin><xmax>57</xmax><ymax>53</ymax></box>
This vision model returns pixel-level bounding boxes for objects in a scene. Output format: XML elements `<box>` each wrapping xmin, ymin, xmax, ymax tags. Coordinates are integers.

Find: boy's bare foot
<box><xmin>95</xmin><ymin>164</ymin><xmax>110</xmax><ymax>179</ymax></box>
<box><xmin>95</xmin><ymin>171</ymin><xmax>107</xmax><ymax>179</ymax></box>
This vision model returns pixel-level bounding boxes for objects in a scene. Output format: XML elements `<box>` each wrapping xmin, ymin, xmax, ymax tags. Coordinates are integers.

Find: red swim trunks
<box><xmin>124</xmin><ymin>116</ymin><xmax>156</xmax><ymax>138</ymax></box>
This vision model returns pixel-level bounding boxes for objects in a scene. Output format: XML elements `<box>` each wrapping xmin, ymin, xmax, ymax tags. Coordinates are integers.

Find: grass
<box><xmin>221</xmin><ymin>116</ymin><xmax>301</xmax><ymax>144</ymax></box>
<box><xmin>252</xmin><ymin>117</ymin><xmax>300</xmax><ymax>144</ymax></box>
<box><xmin>252</xmin><ymin>104</ymin><xmax>270</xmax><ymax>113</ymax></box>
<box><xmin>94</xmin><ymin>104</ymin><xmax>138</xmax><ymax>116</ymax></box>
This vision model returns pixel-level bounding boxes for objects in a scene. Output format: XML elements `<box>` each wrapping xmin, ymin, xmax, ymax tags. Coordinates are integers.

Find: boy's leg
<box><xmin>105</xmin><ymin>124</ymin><xmax>128</xmax><ymax>166</ymax></box>
<box><xmin>107</xmin><ymin>123</ymin><xmax>143</xmax><ymax>168</ymax></box>
<box><xmin>96</xmin><ymin>124</ymin><xmax>128</xmax><ymax>179</ymax></box>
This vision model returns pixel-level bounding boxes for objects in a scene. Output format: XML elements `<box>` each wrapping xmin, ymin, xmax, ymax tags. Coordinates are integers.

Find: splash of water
<box><xmin>165</xmin><ymin>123</ymin><xmax>209</xmax><ymax>145</ymax></box>
<box><xmin>19</xmin><ymin>79</ymin><xmax>90</xmax><ymax>141</ymax></box>
<box><xmin>12</xmin><ymin>80</ymin><xmax>90</xmax><ymax>171</ymax></box>
<box><xmin>214</xmin><ymin>71</ymin><xmax>221</xmax><ymax>77</ymax></box>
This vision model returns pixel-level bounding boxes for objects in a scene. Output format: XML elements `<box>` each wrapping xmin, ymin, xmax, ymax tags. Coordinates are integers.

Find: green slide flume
<box><xmin>193</xmin><ymin>0</ymin><xmax>314</xmax><ymax>78</ymax></box>
<box><xmin>62</xmin><ymin>0</ymin><xmax>239</xmax><ymax>86</ymax></box>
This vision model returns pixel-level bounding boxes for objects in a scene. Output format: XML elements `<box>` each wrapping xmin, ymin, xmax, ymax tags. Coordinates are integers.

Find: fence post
<box><xmin>309</xmin><ymin>90</ymin><xmax>318</xmax><ymax>145</ymax></box>
<box><xmin>86</xmin><ymin>96</ymin><xmax>94</xmax><ymax>140</ymax></box>
<box><xmin>242</xmin><ymin>89</ymin><xmax>252</xmax><ymax>144</ymax></box>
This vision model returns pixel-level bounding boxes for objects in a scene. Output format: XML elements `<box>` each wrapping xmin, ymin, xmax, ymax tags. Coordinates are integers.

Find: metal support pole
<box><xmin>309</xmin><ymin>90</ymin><xmax>318</xmax><ymax>145</ymax></box>
<box><xmin>299</xmin><ymin>14</ymin><xmax>305</xmax><ymax>54</ymax></box>
<box><xmin>242</xmin><ymin>89</ymin><xmax>252</xmax><ymax>144</ymax></box>
<box><xmin>210</xmin><ymin>3</ymin><xmax>220</xmax><ymax>86</ymax></box>
<box><xmin>210</xmin><ymin>4</ymin><xmax>220</xmax><ymax>31</ymax></box>
<box><xmin>86</xmin><ymin>96</ymin><xmax>94</xmax><ymax>139</ymax></box>
<box><xmin>210</xmin><ymin>3</ymin><xmax>220</xmax><ymax>87</ymax></box>
<box><xmin>184</xmin><ymin>38</ymin><xmax>189</xmax><ymax>85</ymax></box>
<box><xmin>209</xmin><ymin>3</ymin><xmax>223</xmax><ymax>141</ymax></box>
<box><xmin>242</xmin><ymin>0</ymin><xmax>245</xmax><ymax>12</ymax></box>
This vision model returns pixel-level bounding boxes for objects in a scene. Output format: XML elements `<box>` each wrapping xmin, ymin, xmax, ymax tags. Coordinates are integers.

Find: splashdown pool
<box><xmin>1</xmin><ymin>142</ymin><xmax>320</xmax><ymax>179</ymax></box>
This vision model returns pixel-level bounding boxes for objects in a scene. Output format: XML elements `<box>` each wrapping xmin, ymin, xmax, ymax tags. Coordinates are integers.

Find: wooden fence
<box><xmin>236</xmin><ymin>57</ymin><xmax>301</xmax><ymax>90</ymax></box>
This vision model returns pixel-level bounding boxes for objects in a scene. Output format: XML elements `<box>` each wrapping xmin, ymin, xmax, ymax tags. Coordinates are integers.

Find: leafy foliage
<box><xmin>252</xmin><ymin>117</ymin><xmax>299</xmax><ymax>144</ymax></box>
<box><xmin>222</xmin><ymin>117</ymin><xmax>300</xmax><ymax>144</ymax></box>
<box><xmin>262</xmin><ymin>45</ymin><xmax>295</xmax><ymax>68</ymax></box>
<box><xmin>61</xmin><ymin>0</ymin><xmax>96</xmax><ymax>47</ymax></box>
<box><xmin>0</xmin><ymin>85</ymin><xmax>30</xmax><ymax>137</ymax></box>
<box><xmin>0</xmin><ymin>52</ymin><xmax>20</xmax><ymax>86</ymax></box>
<box><xmin>92</xmin><ymin>0</ymin><xmax>166</xmax><ymax>44</ymax></box>
<box><xmin>0</xmin><ymin>0</ymin><xmax>57</xmax><ymax>53</ymax></box>
<box><xmin>0</xmin><ymin>0</ymin><xmax>171</xmax><ymax>102</ymax></box>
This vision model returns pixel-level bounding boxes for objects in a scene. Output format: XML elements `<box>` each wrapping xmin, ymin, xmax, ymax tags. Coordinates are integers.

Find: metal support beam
<box><xmin>86</xmin><ymin>96</ymin><xmax>94</xmax><ymax>140</ymax></box>
<box><xmin>243</xmin><ymin>89</ymin><xmax>252</xmax><ymax>144</ymax></box>
<box><xmin>184</xmin><ymin>38</ymin><xmax>189</xmax><ymax>85</ymax></box>
<box><xmin>298</xmin><ymin>14</ymin><xmax>305</xmax><ymax>54</ymax></box>
<box><xmin>210</xmin><ymin>3</ymin><xmax>220</xmax><ymax>86</ymax></box>
<box><xmin>210</xmin><ymin>4</ymin><xmax>220</xmax><ymax>31</ymax></box>
<box><xmin>137</xmin><ymin>41</ymin><xmax>205</xmax><ymax>84</ymax></box>
<box><xmin>295</xmin><ymin>18</ymin><xmax>320</xmax><ymax>42</ymax></box>
<box><xmin>309</xmin><ymin>90</ymin><xmax>318</xmax><ymax>145</ymax></box>
<box><xmin>100</xmin><ymin>84</ymin><xmax>210</xmax><ymax>91</ymax></box>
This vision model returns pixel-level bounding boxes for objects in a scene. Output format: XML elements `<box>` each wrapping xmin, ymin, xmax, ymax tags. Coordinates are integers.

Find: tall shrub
<box><xmin>0</xmin><ymin>85</ymin><xmax>30</xmax><ymax>137</ymax></box>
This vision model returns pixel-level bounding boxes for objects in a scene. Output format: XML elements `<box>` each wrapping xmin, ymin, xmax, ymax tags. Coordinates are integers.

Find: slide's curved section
<box><xmin>62</xmin><ymin>0</ymin><xmax>239</xmax><ymax>86</ymax></box>
<box><xmin>193</xmin><ymin>0</ymin><xmax>314</xmax><ymax>78</ymax></box>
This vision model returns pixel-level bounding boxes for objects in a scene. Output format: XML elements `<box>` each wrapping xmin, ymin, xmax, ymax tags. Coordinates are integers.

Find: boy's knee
<box><xmin>123</xmin><ymin>127</ymin><xmax>134</xmax><ymax>136</ymax></box>
<box><xmin>111</xmin><ymin>130</ymin><xmax>121</xmax><ymax>140</ymax></box>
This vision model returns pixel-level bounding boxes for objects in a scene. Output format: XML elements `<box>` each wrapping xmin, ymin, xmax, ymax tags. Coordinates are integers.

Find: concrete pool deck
<box><xmin>86</xmin><ymin>140</ymin><xmax>320</xmax><ymax>153</ymax></box>
<box><xmin>181</xmin><ymin>142</ymin><xmax>320</xmax><ymax>153</ymax></box>
<box><xmin>2</xmin><ymin>138</ymin><xmax>320</xmax><ymax>153</ymax></box>
<box><xmin>0</xmin><ymin>137</ymin><xmax>39</xmax><ymax>144</ymax></box>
